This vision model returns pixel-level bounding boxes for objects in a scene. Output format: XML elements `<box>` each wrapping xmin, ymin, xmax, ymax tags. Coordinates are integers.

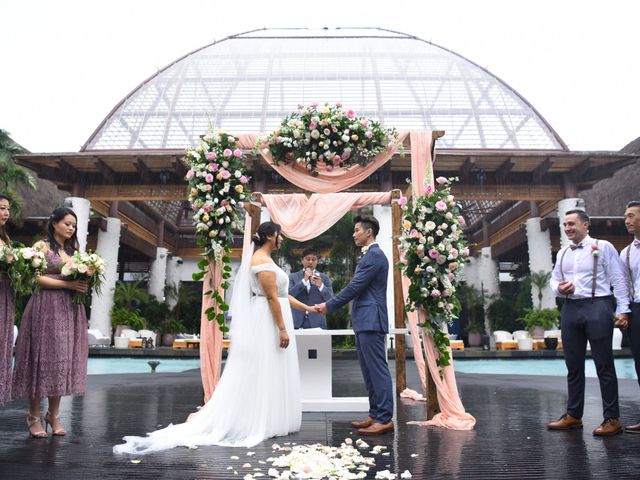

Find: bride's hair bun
<box><xmin>251</xmin><ymin>232</ymin><xmax>262</xmax><ymax>245</ymax></box>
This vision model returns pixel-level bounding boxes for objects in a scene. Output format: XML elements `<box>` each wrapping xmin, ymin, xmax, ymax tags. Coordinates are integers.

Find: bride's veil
<box><xmin>228</xmin><ymin>242</ymin><xmax>255</xmax><ymax>341</ymax></box>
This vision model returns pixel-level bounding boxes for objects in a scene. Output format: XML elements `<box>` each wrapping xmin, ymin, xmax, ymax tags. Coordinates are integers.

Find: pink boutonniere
<box><xmin>591</xmin><ymin>243</ymin><xmax>600</xmax><ymax>257</ymax></box>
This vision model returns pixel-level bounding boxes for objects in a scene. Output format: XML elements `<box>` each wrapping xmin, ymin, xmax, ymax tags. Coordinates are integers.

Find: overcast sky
<box><xmin>2</xmin><ymin>0</ymin><xmax>638</xmax><ymax>153</ymax></box>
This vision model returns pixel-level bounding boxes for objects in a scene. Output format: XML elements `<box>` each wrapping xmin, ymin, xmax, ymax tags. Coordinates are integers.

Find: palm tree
<box><xmin>0</xmin><ymin>129</ymin><xmax>36</xmax><ymax>220</ymax></box>
<box><xmin>530</xmin><ymin>270</ymin><xmax>552</xmax><ymax>309</ymax></box>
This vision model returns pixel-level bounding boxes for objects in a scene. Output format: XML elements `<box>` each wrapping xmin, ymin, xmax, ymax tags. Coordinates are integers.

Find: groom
<box><xmin>316</xmin><ymin>215</ymin><xmax>394</xmax><ymax>435</ymax></box>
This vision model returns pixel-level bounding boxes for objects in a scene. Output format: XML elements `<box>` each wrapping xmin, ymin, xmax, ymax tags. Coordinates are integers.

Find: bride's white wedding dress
<box><xmin>114</xmin><ymin>256</ymin><xmax>301</xmax><ymax>455</ymax></box>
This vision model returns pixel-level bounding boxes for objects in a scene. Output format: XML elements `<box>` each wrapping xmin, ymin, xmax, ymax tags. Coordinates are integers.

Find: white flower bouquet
<box><xmin>61</xmin><ymin>251</ymin><xmax>106</xmax><ymax>304</ymax></box>
<box><xmin>2</xmin><ymin>245</ymin><xmax>48</xmax><ymax>297</ymax></box>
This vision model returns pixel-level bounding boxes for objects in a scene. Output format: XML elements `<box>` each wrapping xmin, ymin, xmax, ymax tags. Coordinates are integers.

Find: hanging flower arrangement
<box><xmin>397</xmin><ymin>177</ymin><xmax>469</xmax><ymax>370</ymax></box>
<box><xmin>183</xmin><ymin>130</ymin><xmax>251</xmax><ymax>332</ymax></box>
<box><xmin>260</xmin><ymin>102</ymin><xmax>401</xmax><ymax>176</ymax></box>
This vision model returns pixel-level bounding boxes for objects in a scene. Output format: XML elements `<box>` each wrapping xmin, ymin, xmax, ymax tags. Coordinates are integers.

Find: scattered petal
<box><xmin>400</xmin><ymin>471</ymin><xmax>413</xmax><ymax>479</ymax></box>
<box><xmin>130</xmin><ymin>459</ymin><xmax>141</xmax><ymax>464</ymax></box>
<box><xmin>231</xmin><ymin>455</ymin><xmax>240</xmax><ymax>460</ymax></box>
<box><xmin>242</xmin><ymin>463</ymin><xmax>252</xmax><ymax>468</ymax></box>
<box><xmin>410</xmin><ymin>453</ymin><xmax>418</xmax><ymax>458</ymax></box>
<box><xmin>247</xmin><ymin>451</ymin><xmax>256</xmax><ymax>456</ymax></box>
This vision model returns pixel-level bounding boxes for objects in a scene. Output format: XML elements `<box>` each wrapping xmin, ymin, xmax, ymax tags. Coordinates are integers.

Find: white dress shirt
<box><xmin>620</xmin><ymin>238</ymin><xmax>640</xmax><ymax>303</ymax></box>
<box><xmin>551</xmin><ymin>235</ymin><xmax>630</xmax><ymax>314</ymax></box>
<box><xmin>302</xmin><ymin>270</ymin><xmax>325</xmax><ymax>292</ymax></box>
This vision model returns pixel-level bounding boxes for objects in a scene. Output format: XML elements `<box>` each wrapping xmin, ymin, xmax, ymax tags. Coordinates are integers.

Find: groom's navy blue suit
<box><xmin>326</xmin><ymin>243</ymin><xmax>393</xmax><ymax>424</ymax></box>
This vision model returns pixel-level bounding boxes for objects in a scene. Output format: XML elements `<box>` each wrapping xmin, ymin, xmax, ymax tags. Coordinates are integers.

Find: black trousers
<box><xmin>628</xmin><ymin>302</ymin><xmax>640</xmax><ymax>390</ymax></box>
<box><xmin>561</xmin><ymin>297</ymin><xmax>619</xmax><ymax>419</ymax></box>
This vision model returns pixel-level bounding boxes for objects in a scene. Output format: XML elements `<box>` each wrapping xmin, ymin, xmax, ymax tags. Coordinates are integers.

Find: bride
<box><xmin>114</xmin><ymin>221</ymin><xmax>313</xmax><ymax>454</ymax></box>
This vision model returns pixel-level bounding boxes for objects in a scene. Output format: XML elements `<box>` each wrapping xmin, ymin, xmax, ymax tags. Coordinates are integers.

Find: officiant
<box><xmin>289</xmin><ymin>248</ymin><xmax>333</xmax><ymax>329</ymax></box>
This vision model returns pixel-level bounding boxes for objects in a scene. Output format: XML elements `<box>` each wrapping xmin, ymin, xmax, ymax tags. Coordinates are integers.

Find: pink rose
<box><xmin>191</xmin><ymin>203</ymin><xmax>198</xmax><ymax>211</ymax></box>
<box><xmin>365</xmin><ymin>130</ymin><xmax>373</xmax><ymax>138</ymax></box>
<box><xmin>425</xmin><ymin>184</ymin><xmax>433</xmax><ymax>195</ymax></box>
<box><xmin>336</xmin><ymin>102</ymin><xmax>342</xmax><ymax>108</ymax></box>
<box><xmin>347</xmin><ymin>109</ymin><xmax>356</xmax><ymax>119</ymax></box>
<box><xmin>233</xmin><ymin>148</ymin><xmax>243</xmax><ymax>158</ymax></box>
<box><xmin>435</xmin><ymin>201</ymin><xmax>447</xmax><ymax>212</ymax></box>
<box><xmin>309</xmin><ymin>122</ymin><xmax>317</xmax><ymax>130</ymax></box>
<box><xmin>342</xmin><ymin>150</ymin><xmax>351</xmax><ymax>160</ymax></box>
<box><xmin>209</xmin><ymin>163</ymin><xmax>219</xmax><ymax>172</ymax></box>
<box><xmin>461</xmin><ymin>247</ymin><xmax>470</xmax><ymax>257</ymax></box>
<box><xmin>431</xmin><ymin>289</ymin><xmax>441</xmax><ymax>298</ymax></box>
<box><xmin>325</xmin><ymin>165</ymin><xmax>334</xmax><ymax>172</ymax></box>
<box><xmin>185</xmin><ymin>169</ymin><xmax>195</xmax><ymax>179</ymax></box>
<box><xmin>436</xmin><ymin>176</ymin><xmax>448</xmax><ymax>184</ymax></box>
<box><xmin>206</xmin><ymin>151</ymin><xmax>217</xmax><ymax>160</ymax></box>
<box><xmin>239</xmin><ymin>175</ymin><xmax>248</xmax><ymax>184</ymax></box>
<box><xmin>221</xmin><ymin>170</ymin><xmax>231</xmax><ymax>179</ymax></box>
<box><xmin>410</xmin><ymin>229</ymin><xmax>419</xmax><ymax>238</ymax></box>
<box><xmin>223</xmin><ymin>148</ymin><xmax>232</xmax><ymax>157</ymax></box>
<box><xmin>203</xmin><ymin>204</ymin><xmax>212</xmax><ymax>212</ymax></box>
<box><xmin>361</xmin><ymin>119</ymin><xmax>369</xmax><ymax>127</ymax></box>
<box><xmin>398</xmin><ymin>196</ymin><xmax>408</xmax><ymax>206</ymax></box>
<box><xmin>333</xmin><ymin>154</ymin><xmax>342</xmax><ymax>164</ymax></box>
<box><xmin>298</xmin><ymin>103</ymin><xmax>304</xmax><ymax>110</ymax></box>
<box><xmin>428</xmin><ymin>248</ymin><xmax>439</xmax><ymax>259</ymax></box>
<box><xmin>310</xmin><ymin>101</ymin><xmax>318</xmax><ymax>108</ymax></box>
<box><xmin>219</xmin><ymin>230</ymin><xmax>226</xmax><ymax>238</ymax></box>
<box><xmin>458</xmin><ymin>215</ymin><xmax>466</xmax><ymax>225</ymax></box>
<box><xmin>205</xmin><ymin>173</ymin><xmax>214</xmax><ymax>183</ymax></box>
<box><xmin>227</xmin><ymin>136</ymin><xmax>235</xmax><ymax>143</ymax></box>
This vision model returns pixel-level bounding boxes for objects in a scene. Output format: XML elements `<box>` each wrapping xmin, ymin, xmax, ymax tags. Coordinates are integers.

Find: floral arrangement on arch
<box><xmin>184</xmin><ymin>130</ymin><xmax>251</xmax><ymax>332</ymax></box>
<box><xmin>398</xmin><ymin>176</ymin><xmax>469</xmax><ymax>370</ymax></box>
<box><xmin>0</xmin><ymin>244</ymin><xmax>48</xmax><ymax>297</ymax></box>
<box><xmin>260</xmin><ymin>102</ymin><xmax>401</xmax><ymax>176</ymax></box>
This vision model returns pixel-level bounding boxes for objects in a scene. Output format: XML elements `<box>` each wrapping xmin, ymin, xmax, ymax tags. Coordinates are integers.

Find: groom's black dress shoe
<box><xmin>357</xmin><ymin>421</ymin><xmax>394</xmax><ymax>436</ymax></box>
<box><xmin>626</xmin><ymin>421</ymin><xmax>640</xmax><ymax>434</ymax></box>
<box><xmin>351</xmin><ymin>417</ymin><xmax>373</xmax><ymax>429</ymax></box>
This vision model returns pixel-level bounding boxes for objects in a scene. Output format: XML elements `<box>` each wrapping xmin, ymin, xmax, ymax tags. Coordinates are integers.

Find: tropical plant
<box><xmin>523</xmin><ymin>307</ymin><xmax>559</xmax><ymax>331</ymax></box>
<box><xmin>530</xmin><ymin>270</ymin><xmax>552</xmax><ymax>309</ymax></box>
<box><xmin>166</xmin><ymin>282</ymin><xmax>202</xmax><ymax>333</ymax></box>
<box><xmin>0</xmin><ymin>128</ymin><xmax>36</xmax><ymax>220</ymax></box>
<box><xmin>464</xmin><ymin>320</ymin><xmax>485</xmax><ymax>334</ymax></box>
<box><xmin>113</xmin><ymin>280</ymin><xmax>149</xmax><ymax>310</ymax></box>
<box><xmin>111</xmin><ymin>307</ymin><xmax>145</xmax><ymax>331</ymax></box>
<box><xmin>260</xmin><ymin>102</ymin><xmax>401</xmax><ymax>176</ymax></box>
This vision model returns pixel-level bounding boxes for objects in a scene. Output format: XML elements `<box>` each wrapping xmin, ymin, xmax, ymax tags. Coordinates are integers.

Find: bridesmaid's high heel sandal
<box><xmin>44</xmin><ymin>411</ymin><xmax>66</xmax><ymax>436</ymax></box>
<box><xmin>27</xmin><ymin>414</ymin><xmax>48</xmax><ymax>438</ymax></box>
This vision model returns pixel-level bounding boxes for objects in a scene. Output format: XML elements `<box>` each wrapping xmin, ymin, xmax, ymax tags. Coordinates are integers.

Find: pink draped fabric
<box><xmin>199</xmin><ymin>264</ymin><xmax>223</xmax><ymax>402</ymax></box>
<box><xmin>199</xmin><ymin>215</ymin><xmax>254</xmax><ymax>402</ymax></box>
<box><xmin>238</xmin><ymin>133</ymin><xmax>409</xmax><ymax>193</ymax></box>
<box><xmin>262</xmin><ymin>192</ymin><xmax>392</xmax><ymax>241</ymax></box>
<box><xmin>402</xmin><ymin>131</ymin><xmax>475</xmax><ymax>430</ymax></box>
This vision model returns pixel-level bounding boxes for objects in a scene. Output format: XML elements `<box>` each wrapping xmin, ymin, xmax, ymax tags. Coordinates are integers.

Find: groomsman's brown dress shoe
<box><xmin>357</xmin><ymin>421</ymin><xmax>394</xmax><ymax>436</ymax></box>
<box><xmin>547</xmin><ymin>414</ymin><xmax>583</xmax><ymax>430</ymax></box>
<box><xmin>351</xmin><ymin>417</ymin><xmax>373</xmax><ymax>429</ymax></box>
<box><xmin>593</xmin><ymin>418</ymin><xmax>622</xmax><ymax>436</ymax></box>
<box><xmin>625</xmin><ymin>421</ymin><xmax>640</xmax><ymax>434</ymax></box>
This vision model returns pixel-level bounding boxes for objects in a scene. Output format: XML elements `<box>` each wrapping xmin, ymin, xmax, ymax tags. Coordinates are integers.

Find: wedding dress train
<box><xmin>114</xmin><ymin>257</ymin><xmax>301</xmax><ymax>455</ymax></box>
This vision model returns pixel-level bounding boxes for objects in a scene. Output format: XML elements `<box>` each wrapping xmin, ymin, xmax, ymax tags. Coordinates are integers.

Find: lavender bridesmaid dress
<box><xmin>12</xmin><ymin>249</ymin><xmax>88</xmax><ymax>400</ymax></box>
<box><xmin>0</xmin><ymin>275</ymin><xmax>14</xmax><ymax>405</ymax></box>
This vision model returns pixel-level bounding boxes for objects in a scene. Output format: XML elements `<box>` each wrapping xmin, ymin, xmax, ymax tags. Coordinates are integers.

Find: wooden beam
<box><xmin>85</xmin><ymin>184</ymin><xmax>186</xmax><ymax>201</ymax></box>
<box><xmin>572</xmin><ymin>157</ymin><xmax>592</xmax><ymax>180</ymax></box>
<box><xmin>391</xmin><ymin>199</ymin><xmax>407</xmax><ymax>395</ymax></box>
<box><xmin>495</xmin><ymin>158</ymin><xmax>514</xmax><ymax>184</ymax></box>
<box><xmin>451</xmin><ymin>184</ymin><xmax>563</xmax><ymax>201</ymax></box>
<box><xmin>57</xmin><ymin>158</ymin><xmax>81</xmax><ymax>182</ymax></box>
<box><xmin>134</xmin><ymin>157</ymin><xmax>152</xmax><ymax>183</ymax></box>
<box><xmin>532</xmin><ymin>157</ymin><xmax>553</xmax><ymax>183</ymax></box>
<box><xmin>94</xmin><ymin>157</ymin><xmax>118</xmax><ymax>184</ymax></box>
<box><xmin>173</xmin><ymin>157</ymin><xmax>188</xmax><ymax>180</ymax></box>
<box><xmin>460</xmin><ymin>157</ymin><xmax>475</xmax><ymax>182</ymax></box>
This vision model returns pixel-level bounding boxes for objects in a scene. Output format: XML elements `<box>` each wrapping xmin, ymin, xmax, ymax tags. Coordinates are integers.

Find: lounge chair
<box><xmin>87</xmin><ymin>328</ymin><xmax>111</xmax><ymax>347</ymax></box>
<box><xmin>137</xmin><ymin>329</ymin><xmax>158</xmax><ymax>347</ymax></box>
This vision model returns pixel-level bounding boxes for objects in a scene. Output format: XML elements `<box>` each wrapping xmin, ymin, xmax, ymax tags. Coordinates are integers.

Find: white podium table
<box><xmin>294</xmin><ymin>328</ymin><xmax>407</xmax><ymax>412</ymax></box>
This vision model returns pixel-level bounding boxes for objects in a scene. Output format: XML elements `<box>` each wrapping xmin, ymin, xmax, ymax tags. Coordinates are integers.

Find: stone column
<box><xmin>89</xmin><ymin>217</ymin><xmax>121</xmax><ymax>337</ymax></box>
<box><xmin>165</xmin><ymin>256</ymin><xmax>182</xmax><ymax>308</ymax></box>
<box><xmin>148</xmin><ymin>247</ymin><xmax>168</xmax><ymax>301</ymax></box>
<box><xmin>65</xmin><ymin>197</ymin><xmax>91</xmax><ymax>252</ymax></box>
<box><xmin>557</xmin><ymin>197</ymin><xmax>585</xmax><ymax>250</ymax></box>
<box><xmin>373</xmin><ymin>204</ymin><xmax>395</xmax><ymax>331</ymax></box>
<box><xmin>464</xmin><ymin>247</ymin><xmax>500</xmax><ymax>334</ymax></box>
<box><xmin>525</xmin><ymin>217</ymin><xmax>555</xmax><ymax>309</ymax></box>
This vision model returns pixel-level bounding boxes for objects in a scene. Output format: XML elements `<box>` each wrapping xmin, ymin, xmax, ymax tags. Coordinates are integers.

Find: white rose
<box><xmin>61</xmin><ymin>265</ymin><xmax>73</xmax><ymax>277</ymax></box>
<box><xmin>20</xmin><ymin>248</ymin><xmax>34</xmax><ymax>260</ymax></box>
<box><xmin>77</xmin><ymin>264</ymin><xmax>88</xmax><ymax>274</ymax></box>
<box><xmin>32</xmin><ymin>258</ymin><xmax>42</xmax><ymax>268</ymax></box>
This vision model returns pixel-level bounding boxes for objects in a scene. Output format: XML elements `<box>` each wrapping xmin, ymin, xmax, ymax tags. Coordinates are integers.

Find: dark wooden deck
<box><xmin>1</xmin><ymin>360</ymin><xmax>640</xmax><ymax>479</ymax></box>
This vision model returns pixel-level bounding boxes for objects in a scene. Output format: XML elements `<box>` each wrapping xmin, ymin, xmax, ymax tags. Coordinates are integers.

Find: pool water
<box><xmin>87</xmin><ymin>357</ymin><xmax>638</xmax><ymax>379</ymax></box>
<box><xmin>454</xmin><ymin>358</ymin><xmax>638</xmax><ymax>379</ymax></box>
<box><xmin>88</xmin><ymin>357</ymin><xmax>201</xmax><ymax>375</ymax></box>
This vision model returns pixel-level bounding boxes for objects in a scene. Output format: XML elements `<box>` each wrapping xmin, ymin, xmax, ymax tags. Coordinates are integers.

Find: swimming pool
<box><xmin>453</xmin><ymin>358</ymin><xmax>638</xmax><ymax>379</ymax></box>
<box><xmin>88</xmin><ymin>357</ymin><xmax>201</xmax><ymax>375</ymax></box>
<box><xmin>87</xmin><ymin>357</ymin><xmax>638</xmax><ymax>379</ymax></box>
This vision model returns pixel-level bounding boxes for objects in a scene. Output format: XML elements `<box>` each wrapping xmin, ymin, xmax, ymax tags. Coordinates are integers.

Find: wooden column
<box><xmin>245</xmin><ymin>202</ymin><xmax>262</xmax><ymax>236</ymax></box>
<box><xmin>391</xmin><ymin>199</ymin><xmax>407</xmax><ymax>395</ymax></box>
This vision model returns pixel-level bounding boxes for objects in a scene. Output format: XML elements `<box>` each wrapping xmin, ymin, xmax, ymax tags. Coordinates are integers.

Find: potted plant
<box><xmin>523</xmin><ymin>307</ymin><xmax>559</xmax><ymax>339</ymax></box>
<box><xmin>158</xmin><ymin>319</ymin><xmax>187</xmax><ymax>347</ymax></box>
<box><xmin>465</xmin><ymin>320</ymin><xmax>484</xmax><ymax>347</ymax></box>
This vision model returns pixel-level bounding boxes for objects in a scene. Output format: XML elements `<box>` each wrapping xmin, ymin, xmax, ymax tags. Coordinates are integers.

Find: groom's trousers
<box><xmin>355</xmin><ymin>331</ymin><xmax>393</xmax><ymax>424</ymax></box>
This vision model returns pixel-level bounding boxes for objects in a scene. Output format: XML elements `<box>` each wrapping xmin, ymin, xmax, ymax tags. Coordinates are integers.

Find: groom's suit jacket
<box><xmin>288</xmin><ymin>270</ymin><xmax>333</xmax><ymax>329</ymax></box>
<box><xmin>326</xmin><ymin>244</ymin><xmax>389</xmax><ymax>333</ymax></box>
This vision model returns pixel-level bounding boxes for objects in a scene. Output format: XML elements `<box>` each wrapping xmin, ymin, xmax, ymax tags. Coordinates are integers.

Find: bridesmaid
<box><xmin>12</xmin><ymin>207</ymin><xmax>89</xmax><ymax>438</ymax></box>
<box><xmin>0</xmin><ymin>193</ymin><xmax>14</xmax><ymax>407</ymax></box>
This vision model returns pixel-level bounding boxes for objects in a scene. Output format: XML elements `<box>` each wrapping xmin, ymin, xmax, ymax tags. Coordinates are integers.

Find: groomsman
<box><xmin>316</xmin><ymin>215</ymin><xmax>394</xmax><ymax>435</ymax></box>
<box><xmin>288</xmin><ymin>248</ymin><xmax>333</xmax><ymax>329</ymax></box>
<box><xmin>547</xmin><ymin>209</ymin><xmax>630</xmax><ymax>436</ymax></box>
<box><xmin>619</xmin><ymin>201</ymin><xmax>640</xmax><ymax>433</ymax></box>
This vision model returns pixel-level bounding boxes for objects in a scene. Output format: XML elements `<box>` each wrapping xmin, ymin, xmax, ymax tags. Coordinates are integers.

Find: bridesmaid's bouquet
<box><xmin>2</xmin><ymin>245</ymin><xmax>48</xmax><ymax>297</ymax></box>
<box><xmin>61</xmin><ymin>251</ymin><xmax>106</xmax><ymax>304</ymax></box>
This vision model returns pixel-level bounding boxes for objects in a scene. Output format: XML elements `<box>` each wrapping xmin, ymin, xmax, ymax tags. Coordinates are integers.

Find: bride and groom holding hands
<box><xmin>114</xmin><ymin>214</ymin><xmax>394</xmax><ymax>454</ymax></box>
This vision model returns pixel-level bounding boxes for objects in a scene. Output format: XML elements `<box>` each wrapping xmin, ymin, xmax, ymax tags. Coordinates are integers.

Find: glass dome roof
<box><xmin>84</xmin><ymin>27</ymin><xmax>566</xmax><ymax>151</ymax></box>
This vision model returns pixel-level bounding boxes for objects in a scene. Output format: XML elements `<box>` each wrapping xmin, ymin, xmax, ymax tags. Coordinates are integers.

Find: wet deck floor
<box><xmin>1</xmin><ymin>360</ymin><xmax>640</xmax><ymax>479</ymax></box>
